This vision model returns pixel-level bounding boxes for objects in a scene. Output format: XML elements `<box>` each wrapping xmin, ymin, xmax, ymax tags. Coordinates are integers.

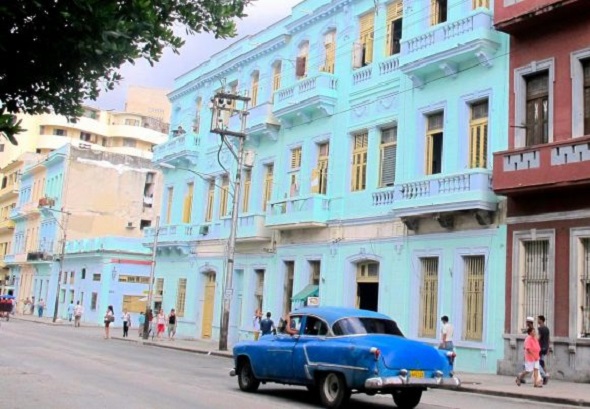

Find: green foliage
<box><xmin>0</xmin><ymin>0</ymin><xmax>250</xmax><ymax>145</ymax></box>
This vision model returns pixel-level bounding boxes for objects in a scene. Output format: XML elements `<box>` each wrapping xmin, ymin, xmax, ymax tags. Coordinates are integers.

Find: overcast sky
<box><xmin>94</xmin><ymin>0</ymin><xmax>301</xmax><ymax>110</ymax></box>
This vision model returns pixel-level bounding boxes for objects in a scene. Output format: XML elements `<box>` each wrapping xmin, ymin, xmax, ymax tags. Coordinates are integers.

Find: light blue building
<box><xmin>150</xmin><ymin>0</ymin><xmax>509</xmax><ymax>373</ymax></box>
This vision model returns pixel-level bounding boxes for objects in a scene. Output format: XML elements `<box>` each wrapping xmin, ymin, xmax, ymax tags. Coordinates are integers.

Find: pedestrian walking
<box><xmin>67</xmin><ymin>301</ymin><xmax>75</xmax><ymax>322</ymax></box>
<box><xmin>74</xmin><ymin>301</ymin><xmax>83</xmax><ymax>327</ymax></box>
<box><xmin>253</xmin><ymin>309</ymin><xmax>262</xmax><ymax>340</ymax></box>
<box><xmin>138</xmin><ymin>312</ymin><xmax>145</xmax><ymax>337</ymax></box>
<box><xmin>259</xmin><ymin>312</ymin><xmax>275</xmax><ymax>337</ymax></box>
<box><xmin>37</xmin><ymin>299</ymin><xmax>45</xmax><ymax>318</ymax></box>
<box><xmin>104</xmin><ymin>305</ymin><xmax>114</xmax><ymax>339</ymax></box>
<box><xmin>156</xmin><ymin>309</ymin><xmax>166</xmax><ymax>340</ymax></box>
<box><xmin>537</xmin><ymin>315</ymin><xmax>550</xmax><ymax>384</ymax></box>
<box><xmin>516</xmin><ymin>327</ymin><xmax>543</xmax><ymax>387</ymax></box>
<box><xmin>168</xmin><ymin>309</ymin><xmax>177</xmax><ymax>340</ymax></box>
<box><xmin>23</xmin><ymin>297</ymin><xmax>31</xmax><ymax>315</ymax></box>
<box><xmin>438</xmin><ymin>315</ymin><xmax>456</xmax><ymax>367</ymax></box>
<box><xmin>121</xmin><ymin>309</ymin><xmax>131</xmax><ymax>337</ymax></box>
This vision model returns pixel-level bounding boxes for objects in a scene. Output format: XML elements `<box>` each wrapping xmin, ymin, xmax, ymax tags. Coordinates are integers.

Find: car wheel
<box><xmin>237</xmin><ymin>359</ymin><xmax>260</xmax><ymax>392</ymax></box>
<box><xmin>319</xmin><ymin>372</ymin><xmax>350</xmax><ymax>408</ymax></box>
<box><xmin>392</xmin><ymin>388</ymin><xmax>422</xmax><ymax>409</ymax></box>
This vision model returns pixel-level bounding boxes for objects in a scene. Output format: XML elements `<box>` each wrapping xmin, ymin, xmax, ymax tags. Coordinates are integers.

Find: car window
<box><xmin>303</xmin><ymin>316</ymin><xmax>329</xmax><ymax>336</ymax></box>
<box><xmin>332</xmin><ymin>317</ymin><xmax>404</xmax><ymax>337</ymax></box>
<box><xmin>289</xmin><ymin>315</ymin><xmax>303</xmax><ymax>334</ymax></box>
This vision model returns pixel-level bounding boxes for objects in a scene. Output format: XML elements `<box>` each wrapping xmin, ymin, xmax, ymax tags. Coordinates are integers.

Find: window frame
<box><xmin>312</xmin><ymin>142</ymin><xmax>329</xmax><ymax>195</ymax></box>
<box><xmin>165</xmin><ymin>186</ymin><xmax>174</xmax><ymax>224</ymax></box>
<box><xmin>358</xmin><ymin>11</ymin><xmax>375</xmax><ymax>66</ymax></box>
<box><xmin>462</xmin><ymin>255</ymin><xmax>486</xmax><ymax>342</ymax></box>
<box><xmin>182</xmin><ymin>182</ymin><xmax>194</xmax><ymax>224</ymax></box>
<box><xmin>510</xmin><ymin>229</ymin><xmax>555</xmax><ymax>333</ymax></box>
<box><xmin>351</xmin><ymin>132</ymin><xmax>369</xmax><ymax>192</ymax></box>
<box><xmin>514</xmin><ymin>58</ymin><xmax>555</xmax><ymax>148</ymax></box>
<box><xmin>385</xmin><ymin>1</ymin><xmax>403</xmax><ymax>57</ymax></box>
<box><xmin>379</xmin><ymin>127</ymin><xmax>397</xmax><ymax>187</ymax></box>
<box><xmin>569</xmin><ymin>228</ymin><xmax>590</xmax><ymax>339</ymax></box>
<box><xmin>176</xmin><ymin>278</ymin><xmax>187</xmax><ymax>317</ymax></box>
<box><xmin>469</xmin><ymin>99</ymin><xmax>489</xmax><ymax>169</ymax></box>
<box><xmin>425</xmin><ymin>112</ymin><xmax>444</xmax><ymax>175</ymax></box>
<box><xmin>431</xmin><ymin>0</ymin><xmax>448</xmax><ymax>26</ymax></box>
<box><xmin>570</xmin><ymin>49</ymin><xmax>590</xmax><ymax>137</ymax></box>
<box><xmin>205</xmin><ymin>180</ymin><xmax>215</xmax><ymax>222</ymax></box>
<box><xmin>418</xmin><ymin>256</ymin><xmax>439</xmax><ymax>339</ymax></box>
<box><xmin>321</xmin><ymin>30</ymin><xmax>337</xmax><ymax>74</ymax></box>
<box><xmin>242</xmin><ymin>169</ymin><xmax>251</xmax><ymax>213</ymax></box>
<box><xmin>219</xmin><ymin>175</ymin><xmax>230</xmax><ymax>218</ymax></box>
<box><xmin>262</xmin><ymin>164</ymin><xmax>274</xmax><ymax>211</ymax></box>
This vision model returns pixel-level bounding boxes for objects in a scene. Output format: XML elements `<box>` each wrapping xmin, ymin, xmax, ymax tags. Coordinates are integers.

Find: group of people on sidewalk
<box><xmin>516</xmin><ymin>315</ymin><xmax>551</xmax><ymax>388</ymax></box>
<box><xmin>102</xmin><ymin>306</ymin><xmax>177</xmax><ymax>341</ymax></box>
<box><xmin>22</xmin><ymin>297</ymin><xmax>46</xmax><ymax>318</ymax></box>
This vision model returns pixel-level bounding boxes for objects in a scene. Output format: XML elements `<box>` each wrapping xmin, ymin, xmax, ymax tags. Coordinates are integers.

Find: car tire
<box><xmin>237</xmin><ymin>359</ymin><xmax>260</xmax><ymax>393</ymax></box>
<box><xmin>318</xmin><ymin>372</ymin><xmax>350</xmax><ymax>408</ymax></box>
<box><xmin>392</xmin><ymin>388</ymin><xmax>422</xmax><ymax>409</ymax></box>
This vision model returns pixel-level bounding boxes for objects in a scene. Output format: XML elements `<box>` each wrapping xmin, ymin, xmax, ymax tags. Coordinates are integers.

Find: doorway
<box><xmin>356</xmin><ymin>261</ymin><xmax>379</xmax><ymax>312</ymax></box>
<box><xmin>201</xmin><ymin>272</ymin><xmax>216</xmax><ymax>339</ymax></box>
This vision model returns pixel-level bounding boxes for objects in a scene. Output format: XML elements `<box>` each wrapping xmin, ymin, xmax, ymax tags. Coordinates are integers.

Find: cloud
<box><xmin>94</xmin><ymin>0</ymin><xmax>300</xmax><ymax>111</ymax></box>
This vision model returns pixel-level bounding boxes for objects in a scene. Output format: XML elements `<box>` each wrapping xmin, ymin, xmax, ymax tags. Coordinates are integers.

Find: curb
<box><xmin>110</xmin><ymin>336</ymin><xmax>234</xmax><ymax>359</ymax></box>
<box><xmin>458</xmin><ymin>385</ymin><xmax>590</xmax><ymax>407</ymax></box>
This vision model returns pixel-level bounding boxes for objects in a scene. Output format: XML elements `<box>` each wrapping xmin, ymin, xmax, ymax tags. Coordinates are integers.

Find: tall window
<box><xmin>579</xmin><ymin>238</ymin><xmax>590</xmax><ymax>337</ymax></box>
<box><xmin>431</xmin><ymin>0</ymin><xmax>448</xmax><ymax>25</ymax></box>
<box><xmin>464</xmin><ymin>256</ymin><xmax>485</xmax><ymax>341</ymax></box>
<box><xmin>419</xmin><ymin>257</ymin><xmax>439</xmax><ymax>338</ymax></box>
<box><xmin>165</xmin><ymin>187</ymin><xmax>174</xmax><ymax>224</ymax></box>
<box><xmin>255</xmin><ymin>269</ymin><xmax>265</xmax><ymax>311</ymax></box>
<box><xmin>321</xmin><ymin>31</ymin><xmax>336</xmax><ymax>74</ymax></box>
<box><xmin>521</xmin><ymin>240</ymin><xmax>549</xmax><ymax>325</ymax></box>
<box><xmin>426</xmin><ymin>113</ymin><xmax>444</xmax><ymax>175</ymax></box>
<box><xmin>469</xmin><ymin>100</ymin><xmax>489</xmax><ymax>168</ymax></box>
<box><xmin>312</xmin><ymin>143</ymin><xmax>329</xmax><ymax>195</ymax></box>
<box><xmin>310</xmin><ymin>260</ymin><xmax>321</xmax><ymax>285</ymax></box>
<box><xmin>250</xmin><ymin>71</ymin><xmax>259</xmax><ymax>107</ymax></box>
<box><xmin>219</xmin><ymin>175</ymin><xmax>230</xmax><ymax>217</ymax></box>
<box><xmin>385</xmin><ymin>1</ymin><xmax>403</xmax><ymax>56</ymax></box>
<box><xmin>289</xmin><ymin>147</ymin><xmax>301</xmax><ymax>197</ymax></box>
<box><xmin>351</xmin><ymin>132</ymin><xmax>368</xmax><ymax>191</ymax></box>
<box><xmin>91</xmin><ymin>292</ymin><xmax>98</xmax><ymax>310</ymax></box>
<box><xmin>296</xmin><ymin>42</ymin><xmax>309</xmax><ymax>79</ymax></box>
<box><xmin>193</xmin><ymin>97</ymin><xmax>202</xmax><ymax>134</ymax></box>
<box><xmin>242</xmin><ymin>170</ymin><xmax>251</xmax><ymax>213</ymax></box>
<box><xmin>176</xmin><ymin>278</ymin><xmax>187</xmax><ymax>317</ymax></box>
<box><xmin>583</xmin><ymin>60</ymin><xmax>590</xmax><ymax>135</ymax></box>
<box><xmin>379</xmin><ymin>127</ymin><xmax>397</xmax><ymax>187</ymax></box>
<box><xmin>155</xmin><ymin>278</ymin><xmax>164</xmax><ymax>297</ymax></box>
<box><xmin>182</xmin><ymin>183</ymin><xmax>194</xmax><ymax>224</ymax></box>
<box><xmin>205</xmin><ymin>180</ymin><xmax>215</xmax><ymax>222</ymax></box>
<box><xmin>472</xmin><ymin>0</ymin><xmax>489</xmax><ymax>8</ymax></box>
<box><xmin>272</xmin><ymin>62</ymin><xmax>282</xmax><ymax>92</ymax></box>
<box><xmin>525</xmin><ymin>71</ymin><xmax>549</xmax><ymax>146</ymax></box>
<box><xmin>262</xmin><ymin>164</ymin><xmax>274</xmax><ymax>211</ymax></box>
<box><xmin>358</xmin><ymin>12</ymin><xmax>375</xmax><ymax>66</ymax></box>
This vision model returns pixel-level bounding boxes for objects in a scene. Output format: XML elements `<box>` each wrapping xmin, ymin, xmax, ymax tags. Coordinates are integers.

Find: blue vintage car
<box><xmin>230</xmin><ymin>306</ymin><xmax>460</xmax><ymax>409</ymax></box>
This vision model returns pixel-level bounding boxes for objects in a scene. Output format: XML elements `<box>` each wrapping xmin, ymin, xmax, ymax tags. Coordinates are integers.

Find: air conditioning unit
<box><xmin>126</xmin><ymin>222</ymin><xmax>135</xmax><ymax>229</ymax></box>
<box><xmin>199</xmin><ymin>225</ymin><xmax>209</xmax><ymax>235</ymax></box>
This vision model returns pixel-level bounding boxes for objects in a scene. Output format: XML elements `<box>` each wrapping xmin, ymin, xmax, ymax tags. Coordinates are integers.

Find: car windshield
<box><xmin>332</xmin><ymin>317</ymin><xmax>404</xmax><ymax>337</ymax></box>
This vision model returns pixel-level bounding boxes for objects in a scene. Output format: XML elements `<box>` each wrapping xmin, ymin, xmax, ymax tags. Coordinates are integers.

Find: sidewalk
<box><xmin>10</xmin><ymin>314</ymin><xmax>590</xmax><ymax>406</ymax></box>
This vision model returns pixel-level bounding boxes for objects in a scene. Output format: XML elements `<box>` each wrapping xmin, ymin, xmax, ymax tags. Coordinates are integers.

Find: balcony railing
<box><xmin>273</xmin><ymin>73</ymin><xmax>338</xmax><ymax>123</ymax></box>
<box><xmin>265</xmin><ymin>195</ymin><xmax>330</xmax><ymax>229</ymax></box>
<box><xmin>400</xmin><ymin>10</ymin><xmax>501</xmax><ymax>78</ymax></box>
<box><xmin>493</xmin><ymin>135</ymin><xmax>590</xmax><ymax>194</ymax></box>
<box><xmin>223</xmin><ymin>214</ymin><xmax>271</xmax><ymax>241</ymax></box>
<box><xmin>392</xmin><ymin>170</ymin><xmax>497</xmax><ymax>217</ymax></box>
<box><xmin>152</xmin><ymin>134</ymin><xmax>199</xmax><ymax>165</ymax></box>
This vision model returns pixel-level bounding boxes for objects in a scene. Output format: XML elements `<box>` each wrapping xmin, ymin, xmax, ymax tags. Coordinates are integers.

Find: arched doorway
<box><xmin>356</xmin><ymin>261</ymin><xmax>379</xmax><ymax>312</ymax></box>
<box><xmin>201</xmin><ymin>271</ymin><xmax>216</xmax><ymax>339</ymax></box>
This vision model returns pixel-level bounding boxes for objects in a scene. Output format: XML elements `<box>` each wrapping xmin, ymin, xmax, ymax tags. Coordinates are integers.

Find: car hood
<box><xmin>351</xmin><ymin>335</ymin><xmax>449</xmax><ymax>371</ymax></box>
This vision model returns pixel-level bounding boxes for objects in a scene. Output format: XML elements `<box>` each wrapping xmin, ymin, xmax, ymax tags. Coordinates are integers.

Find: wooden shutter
<box><xmin>385</xmin><ymin>1</ymin><xmax>403</xmax><ymax>56</ymax></box>
<box><xmin>380</xmin><ymin>128</ymin><xmax>397</xmax><ymax>187</ymax></box>
<box><xmin>464</xmin><ymin>256</ymin><xmax>485</xmax><ymax>341</ymax></box>
<box><xmin>420</xmin><ymin>257</ymin><xmax>439</xmax><ymax>338</ymax></box>
<box><xmin>296</xmin><ymin>56</ymin><xmax>307</xmax><ymax>78</ymax></box>
<box><xmin>183</xmin><ymin>183</ymin><xmax>194</xmax><ymax>223</ymax></box>
<box><xmin>205</xmin><ymin>180</ymin><xmax>215</xmax><ymax>222</ymax></box>
<box><xmin>166</xmin><ymin>187</ymin><xmax>173</xmax><ymax>224</ymax></box>
<box><xmin>469</xmin><ymin>100</ymin><xmax>489</xmax><ymax>168</ymax></box>
<box><xmin>242</xmin><ymin>170</ymin><xmax>251</xmax><ymax>213</ymax></box>
<box><xmin>311</xmin><ymin>168</ymin><xmax>320</xmax><ymax>194</ymax></box>
<box><xmin>359</xmin><ymin>13</ymin><xmax>374</xmax><ymax>65</ymax></box>
<box><xmin>352</xmin><ymin>133</ymin><xmax>368</xmax><ymax>191</ymax></box>
<box><xmin>250</xmin><ymin>73</ymin><xmax>259</xmax><ymax>106</ymax></box>
<box><xmin>273</xmin><ymin>63</ymin><xmax>282</xmax><ymax>91</ymax></box>
<box><xmin>263</xmin><ymin>164</ymin><xmax>273</xmax><ymax>211</ymax></box>
<box><xmin>290</xmin><ymin>147</ymin><xmax>302</xmax><ymax>169</ymax></box>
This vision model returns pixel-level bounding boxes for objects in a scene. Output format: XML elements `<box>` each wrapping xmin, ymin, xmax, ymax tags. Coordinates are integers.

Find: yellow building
<box><xmin>124</xmin><ymin>85</ymin><xmax>171</xmax><ymax>124</ymax></box>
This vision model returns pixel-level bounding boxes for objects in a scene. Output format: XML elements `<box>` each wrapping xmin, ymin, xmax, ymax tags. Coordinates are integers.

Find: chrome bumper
<box><xmin>364</xmin><ymin>374</ymin><xmax>461</xmax><ymax>389</ymax></box>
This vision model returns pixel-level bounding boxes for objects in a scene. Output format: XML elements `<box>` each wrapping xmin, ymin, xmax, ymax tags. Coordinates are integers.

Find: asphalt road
<box><xmin>0</xmin><ymin>320</ymin><xmax>579</xmax><ymax>409</ymax></box>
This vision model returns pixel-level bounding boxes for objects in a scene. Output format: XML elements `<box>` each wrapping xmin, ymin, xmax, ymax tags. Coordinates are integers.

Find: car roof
<box><xmin>292</xmin><ymin>306</ymin><xmax>392</xmax><ymax>326</ymax></box>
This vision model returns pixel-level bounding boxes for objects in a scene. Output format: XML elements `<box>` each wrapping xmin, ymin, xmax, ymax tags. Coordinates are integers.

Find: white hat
<box><xmin>526</xmin><ymin>316</ymin><xmax>535</xmax><ymax>322</ymax></box>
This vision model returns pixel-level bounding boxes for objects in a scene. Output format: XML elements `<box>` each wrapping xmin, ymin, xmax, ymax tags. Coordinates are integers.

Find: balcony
<box><xmin>152</xmin><ymin>134</ymin><xmax>199</xmax><ymax>166</ymax></box>
<box><xmin>229</xmin><ymin>102</ymin><xmax>280</xmax><ymax>142</ymax></box>
<box><xmin>0</xmin><ymin>218</ymin><xmax>15</xmax><ymax>232</ymax></box>
<box><xmin>494</xmin><ymin>0</ymin><xmax>585</xmax><ymax>33</ymax></box>
<box><xmin>272</xmin><ymin>73</ymin><xmax>338</xmax><ymax>126</ymax></box>
<box><xmin>144</xmin><ymin>224</ymin><xmax>199</xmax><ymax>254</ymax></box>
<box><xmin>0</xmin><ymin>183</ymin><xmax>18</xmax><ymax>200</ymax></box>
<box><xmin>223</xmin><ymin>214</ymin><xmax>271</xmax><ymax>242</ymax></box>
<box><xmin>493</xmin><ymin>135</ymin><xmax>590</xmax><ymax>195</ymax></box>
<box><xmin>265</xmin><ymin>195</ymin><xmax>330</xmax><ymax>230</ymax></box>
<box><xmin>350</xmin><ymin>55</ymin><xmax>401</xmax><ymax>94</ymax></box>
<box><xmin>392</xmin><ymin>170</ymin><xmax>497</xmax><ymax>218</ymax></box>
<box><xmin>399</xmin><ymin>10</ymin><xmax>502</xmax><ymax>87</ymax></box>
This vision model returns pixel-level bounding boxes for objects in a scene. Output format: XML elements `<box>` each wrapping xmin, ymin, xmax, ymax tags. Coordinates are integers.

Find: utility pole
<box><xmin>210</xmin><ymin>90</ymin><xmax>250</xmax><ymax>351</ymax></box>
<box><xmin>143</xmin><ymin>216</ymin><xmax>160</xmax><ymax>339</ymax></box>
<box><xmin>44</xmin><ymin>208</ymin><xmax>70</xmax><ymax>323</ymax></box>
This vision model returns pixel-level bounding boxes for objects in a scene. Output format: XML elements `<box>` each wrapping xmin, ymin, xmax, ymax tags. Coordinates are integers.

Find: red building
<box><xmin>492</xmin><ymin>0</ymin><xmax>590</xmax><ymax>381</ymax></box>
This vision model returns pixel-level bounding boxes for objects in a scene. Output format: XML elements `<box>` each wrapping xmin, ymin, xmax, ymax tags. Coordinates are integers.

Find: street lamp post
<box><xmin>143</xmin><ymin>216</ymin><xmax>160</xmax><ymax>339</ymax></box>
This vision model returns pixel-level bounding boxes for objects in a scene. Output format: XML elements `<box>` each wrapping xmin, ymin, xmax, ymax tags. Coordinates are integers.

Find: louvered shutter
<box><xmin>381</xmin><ymin>144</ymin><xmax>397</xmax><ymax>187</ymax></box>
<box><xmin>359</xmin><ymin>13</ymin><xmax>374</xmax><ymax>64</ymax></box>
<box><xmin>296</xmin><ymin>56</ymin><xmax>307</xmax><ymax>77</ymax></box>
<box><xmin>311</xmin><ymin>168</ymin><xmax>320</xmax><ymax>194</ymax></box>
<box><xmin>353</xmin><ymin>42</ymin><xmax>364</xmax><ymax>69</ymax></box>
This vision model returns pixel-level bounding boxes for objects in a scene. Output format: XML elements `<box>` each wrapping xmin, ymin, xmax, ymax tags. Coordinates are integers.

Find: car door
<box><xmin>264</xmin><ymin>315</ymin><xmax>303</xmax><ymax>380</ymax></box>
<box><xmin>292</xmin><ymin>315</ymin><xmax>330</xmax><ymax>383</ymax></box>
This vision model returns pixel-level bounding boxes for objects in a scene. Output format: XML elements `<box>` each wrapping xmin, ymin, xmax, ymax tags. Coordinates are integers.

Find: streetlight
<box><xmin>38</xmin><ymin>205</ymin><xmax>71</xmax><ymax>323</ymax></box>
<box><xmin>143</xmin><ymin>216</ymin><xmax>160</xmax><ymax>339</ymax></box>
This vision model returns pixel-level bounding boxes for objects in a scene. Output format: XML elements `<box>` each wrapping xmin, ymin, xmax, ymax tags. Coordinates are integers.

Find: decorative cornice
<box><xmin>169</xmin><ymin>34</ymin><xmax>291</xmax><ymax>101</ymax></box>
<box><xmin>286</xmin><ymin>0</ymin><xmax>353</xmax><ymax>34</ymax></box>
